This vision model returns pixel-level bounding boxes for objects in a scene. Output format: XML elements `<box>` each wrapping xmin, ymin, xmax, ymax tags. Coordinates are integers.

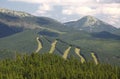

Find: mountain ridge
<box><xmin>0</xmin><ymin>8</ymin><xmax>33</xmax><ymax>17</ymax></box>
<box><xmin>0</xmin><ymin>8</ymin><xmax>68</xmax><ymax>38</ymax></box>
<box><xmin>64</xmin><ymin>15</ymin><xmax>117</xmax><ymax>33</ymax></box>
<box><xmin>0</xmin><ymin>8</ymin><xmax>120</xmax><ymax>65</ymax></box>
<box><xmin>0</xmin><ymin>8</ymin><xmax>119</xmax><ymax>36</ymax></box>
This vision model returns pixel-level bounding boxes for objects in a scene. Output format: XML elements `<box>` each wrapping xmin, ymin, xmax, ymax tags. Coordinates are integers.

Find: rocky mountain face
<box><xmin>0</xmin><ymin>8</ymin><xmax>32</xmax><ymax>17</ymax></box>
<box><xmin>64</xmin><ymin>16</ymin><xmax>117</xmax><ymax>32</ymax></box>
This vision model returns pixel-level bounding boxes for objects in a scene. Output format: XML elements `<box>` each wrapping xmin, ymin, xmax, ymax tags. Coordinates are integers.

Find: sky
<box><xmin>0</xmin><ymin>0</ymin><xmax>120</xmax><ymax>28</ymax></box>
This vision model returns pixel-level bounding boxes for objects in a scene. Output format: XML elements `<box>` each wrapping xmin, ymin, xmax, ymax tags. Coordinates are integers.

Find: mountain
<box><xmin>0</xmin><ymin>8</ymin><xmax>120</xmax><ymax>65</ymax></box>
<box><xmin>0</xmin><ymin>8</ymin><xmax>32</xmax><ymax>17</ymax></box>
<box><xmin>91</xmin><ymin>31</ymin><xmax>120</xmax><ymax>40</ymax></box>
<box><xmin>0</xmin><ymin>8</ymin><xmax>67</xmax><ymax>38</ymax></box>
<box><xmin>0</xmin><ymin>22</ymin><xmax>23</xmax><ymax>38</ymax></box>
<box><xmin>64</xmin><ymin>15</ymin><xmax>117</xmax><ymax>33</ymax></box>
<box><xmin>0</xmin><ymin>29</ymin><xmax>120</xmax><ymax>65</ymax></box>
<box><xmin>113</xmin><ymin>28</ymin><xmax>120</xmax><ymax>35</ymax></box>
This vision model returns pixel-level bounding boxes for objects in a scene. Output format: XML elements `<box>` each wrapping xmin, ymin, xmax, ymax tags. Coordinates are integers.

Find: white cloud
<box><xmin>9</xmin><ymin>0</ymin><xmax>96</xmax><ymax>3</ymax></box>
<box><xmin>99</xmin><ymin>0</ymin><xmax>120</xmax><ymax>3</ymax></box>
<box><xmin>96</xmin><ymin>0</ymin><xmax>100</xmax><ymax>2</ymax></box>
<box><xmin>102</xmin><ymin>15</ymin><xmax>120</xmax><ymax>28</ymax></box>
<box><xmin>8</xmin><ymin>0</ymin><xmax>60</xmax><ymax>4</ymax></box>
<box><xmin>34</xmin><ymin>3</ymin><xmax>52</xmax><ymax>15</ymax></box>
<box><xmin>8</xmin><ymin>0</ymin><xmax>120</xmax><ymax>28</ymax></box>
<box><xmin>39</xmin><ymin>4</ymin><xmax>52</xmax><ymax>11</ymax></box>
<box><xmin>62</xmin><ymin>6</ymin><xmax>97</xmax><ymax>15</ymax></box>
<box><xmin>101</xmin><ymin>4</ymin><xmax>120</xmax><ymax>15</ymax></box>
<box><xmin>62</xmin><ymin>3</ymin><xmax>120</xmax><ymax>15</ymax></box>
<box><xmin>62</xmin><ymin>9</ymin><xmax>73</xmax><ymax>15</ymax></box>
<box><xmin>37</xmin><ymin>3</ymin><xmax>52</xmax><ymax>14</ymax></box>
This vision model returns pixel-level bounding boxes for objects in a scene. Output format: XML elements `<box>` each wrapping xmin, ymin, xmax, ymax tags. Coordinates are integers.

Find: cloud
<box><xmin>62</xmin><ymin>6</ymin><xmax>97</xmax><ymax>15</ymax></box>
<box><xmin>8</xmin><ymin>0</ymin><xmax>60</xmax><ymax>4</ymax></box>
<box><xmin>102</xmin><ymin>4</ymin><xmax>120</xmax><ymax>15</ymax></box>
<box><xmin>102</xmin><ymin>15</ymin><xmax>120</xmax><ymax>28</ymax></box>
<box><xmin>99</xmin><ymin>0</ymin><xmax>120</xmax><ymax>3</ymax></box>
<box><xmin>39</xmin><ymin>4</ymin><xmax>52</xmax><ymax>11</ymax></box>
<box><xmin>62</xmin><ymin>9</ymin><xmax>73</xmax><ymax>15</ymax></box>
<box><xmin>8</xmin><ymin>0</ymin><xmax>120</xmax><ymax>28</ymax></box>
<box><xmin>8</xmin><ymin>0</ymin><xmax>95</xmax><ymax>3</ymax></box>
<box><xmin>9</xmin><ymin>0</ymin><xmax>120</xmax><ymax>16</ymax></box>
<box><xmin>35</xmin><ymin>4</ymin><xmax>52</xmax><ymax>14</ymax></box>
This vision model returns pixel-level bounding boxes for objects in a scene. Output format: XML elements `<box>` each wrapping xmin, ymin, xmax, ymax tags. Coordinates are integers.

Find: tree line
<box><xmin>0</xmin><ymin>53</ymin><xmax>119</xmax><ymax>79</ymax></box>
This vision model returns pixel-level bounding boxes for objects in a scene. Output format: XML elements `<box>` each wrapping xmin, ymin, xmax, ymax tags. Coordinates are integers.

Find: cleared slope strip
<box><xmin>91</xmin><ymin>53</ymin><xmax>99</xmax><ymax>65</ymax></box>
<box><xmin>63</xmin><ymin>47</ymin><xmax>71</xmax><ymax>59</ymax></box>
<box><xmin>75</xmin><ymin>48</ymin><xmax>86</xmax><ymax>63</ymax></box>
<box><xmin>49</xmin><ymin>40</ymin><xmax>58</xmax><ymax>54</ymax></box>
<box><xmin>35</xmin><ymin>37</ymin><xmax>43</xmax><ymax>53</ymax></box>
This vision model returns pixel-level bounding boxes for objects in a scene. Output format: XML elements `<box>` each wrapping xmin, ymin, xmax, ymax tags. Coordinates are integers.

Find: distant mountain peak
<box><xmin>0</xmin><ymin>8</ymin><xmax>32</xmax><ymax>17</ymax></box>
<box><xmin>79</xmin><ymin>15</ymin><xmax>100</xmax><ymax>27</ymax></box>
<box><xmin>65</xmin><ymin>15</ymin><xmax>117</xmax><ymax>32</ymax></box>
<box><xmin>84</xmin><ymin>15</ymin><xmax>97</xmax><ymax>22</ymax></box>
<box><xmin>84</xmin><ymin>15</ymin><xmax>97</xmax><ymax>20</ymax></box>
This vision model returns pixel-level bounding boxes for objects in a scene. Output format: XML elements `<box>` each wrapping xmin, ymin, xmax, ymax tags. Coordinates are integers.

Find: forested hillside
<box><xmin>0</xmin><ymin>53</ymin><xmax>119</xmax><ymax>79</ymax></box>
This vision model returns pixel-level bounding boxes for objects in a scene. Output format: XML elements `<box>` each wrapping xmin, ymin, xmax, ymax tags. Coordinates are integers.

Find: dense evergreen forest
<box><xmin>0</xmin><ymin>53</ymin><xmax>119</xmax><ymax>79</ymax></box>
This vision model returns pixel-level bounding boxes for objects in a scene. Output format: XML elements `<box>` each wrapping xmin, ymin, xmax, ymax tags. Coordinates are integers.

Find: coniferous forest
<box><xmin>0</xmin><ymin>53</ymin><xmax>119</xmax><ymax>79</ymax></box>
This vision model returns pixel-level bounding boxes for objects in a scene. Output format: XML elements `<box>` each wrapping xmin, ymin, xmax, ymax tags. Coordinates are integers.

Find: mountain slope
<box><xmin>0</xmin><ymin>8</ymin><xmax>120</xmax><ymax>66</ymax></box>
<box><xmin>91</xmin><ymin>31</ymin><xmax>120</xmax><ymax>40</ymax></box>
<box><xmin>0</xmin><ymin>22</ymin><xmax>23</xmax><ymax>38</ymax></box>
<box><xmin>0</xmin><ymin>8</ymin><xmax>66</xmax><ymax>30</ymax></box>
<box><xmin>0</xmin><ymin>8</ymin><xmax>67</xmax><ymax>38</ymax></box>
<box><xmin>113</xmin><ymin>28</ymin><xmax>120</xmax><ymax>35</ymax></box>
<box><xmin>0</xmin><ymin>30</ymin><xmax>120</xmax><ymax>65</ymax></box>
<box><xmin>64</xmin><ymin>16</ymin><xmax>117</xmax><ymax>32</ymax></box>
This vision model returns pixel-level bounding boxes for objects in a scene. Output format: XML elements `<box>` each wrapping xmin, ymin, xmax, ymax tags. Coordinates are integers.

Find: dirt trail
<box><xmin>49</xmin><ymin>40</ymin><xmax>58</xmax><ymax>54</ymax></box>
<box><xmin>91</xmin><ymin>53</ymin><xmax>99</xmax><ymax>65</ymax></box>
<box><xmin>75</xmin><ymin>48</ymin><xmax>86</xmax><ymax>63</ymax></box>
<box><xmin>63</xmin><ymin>47</ymin><xmax>71</xmax><ymax>59</ymax></box>
<box><xmin>35</xmin><ymin>37</ymin><xmax>42</xmax><ymax>53</ymax></box>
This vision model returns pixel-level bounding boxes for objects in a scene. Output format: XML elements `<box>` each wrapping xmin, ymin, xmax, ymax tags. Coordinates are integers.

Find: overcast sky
<box><xmin>0</xmin><ymin>0</ymin><xmax>120</xmax><ymax>28</ymax></box>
